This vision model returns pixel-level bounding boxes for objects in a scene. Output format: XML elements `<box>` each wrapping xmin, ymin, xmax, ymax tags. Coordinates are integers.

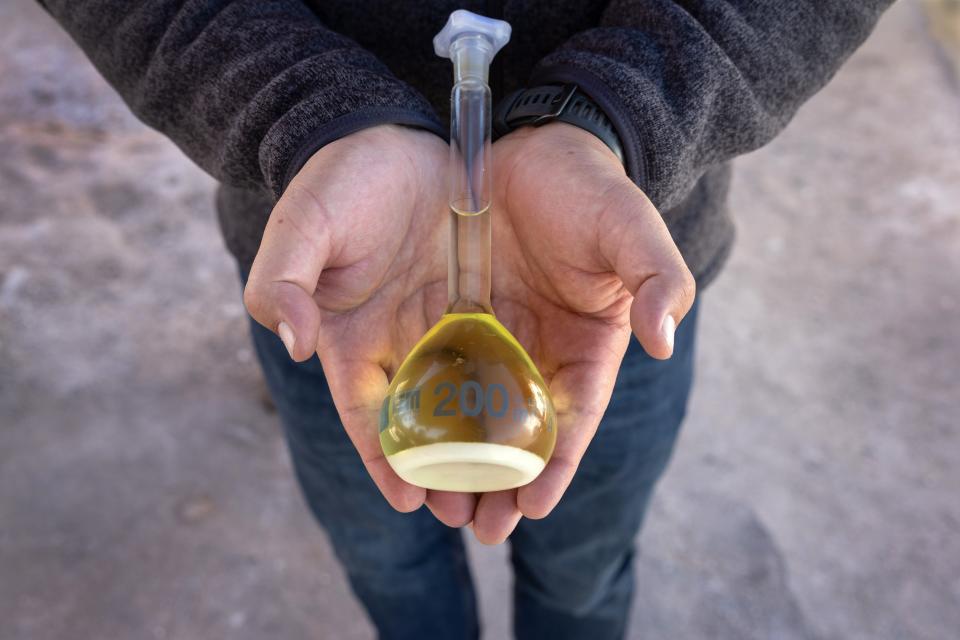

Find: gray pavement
<box><xmin>1</xmin><ymin>2</ymin><xmax>958</xmax><ymax>639</ymax></box>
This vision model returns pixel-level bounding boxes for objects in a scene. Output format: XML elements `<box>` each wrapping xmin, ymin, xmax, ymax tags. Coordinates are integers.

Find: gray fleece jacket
<box><xmin>39</xmin><ymin>0</ymin><xmax>892</xmax><ymax>288</ymax></box>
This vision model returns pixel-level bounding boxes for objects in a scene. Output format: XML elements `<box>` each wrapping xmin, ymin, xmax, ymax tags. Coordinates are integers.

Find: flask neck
<box><xmin>447</xmin><ymin>206</ymin><xmax>492</xmax><ymax>315</ymax></box>
<box><xmin>446</xmin><ymin>36</ymin><xmax>494</xmax><ymax>315</ymax></box>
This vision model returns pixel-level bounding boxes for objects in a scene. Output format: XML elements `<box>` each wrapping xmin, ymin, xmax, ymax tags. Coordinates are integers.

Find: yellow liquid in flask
<box><xmin>381</xmin><ymin>313</ymin><xmax>556</xmax><ymax>492</ymax></box>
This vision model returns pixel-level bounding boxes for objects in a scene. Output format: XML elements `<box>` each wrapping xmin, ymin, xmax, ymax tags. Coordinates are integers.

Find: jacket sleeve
<box><xmin>528</xmin><ymin>0</ymin><xmax>894</xmax><ymax>210</ymax></box>
<box><xmin>38</xmin><ymin>0</ymin><xmax>446</xmax><ymax>198</ymax></box>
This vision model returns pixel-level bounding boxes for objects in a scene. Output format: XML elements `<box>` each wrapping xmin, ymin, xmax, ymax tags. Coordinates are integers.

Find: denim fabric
<box><xmin>247</xmin><ymin>293</ymin><xmax>698</xmax><ymax>640</ymax></box>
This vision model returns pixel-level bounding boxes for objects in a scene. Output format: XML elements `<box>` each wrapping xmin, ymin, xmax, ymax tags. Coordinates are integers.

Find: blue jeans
<box><xmin>248</xmin><ymin>287</ymin><xmax>698</xmax><ymax>640</ymax></box>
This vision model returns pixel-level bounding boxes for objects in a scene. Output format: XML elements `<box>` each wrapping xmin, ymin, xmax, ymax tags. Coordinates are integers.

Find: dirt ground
<box><xmin>1</xmin><ymin>2</ymin><xmax>958</xmax><ymax>639</ymax></box>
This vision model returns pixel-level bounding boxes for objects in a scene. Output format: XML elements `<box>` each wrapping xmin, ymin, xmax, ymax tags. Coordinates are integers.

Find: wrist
<box><xmin>499</xmin><ymin>121</ymin><xmax>625</xmax><ymax>176</ymax></box>
<box><xmin>526</xmin><ymin>66</ymin><xmax>646</xmax><ymax>191</ymax></box>
<box><xmin>493</xmin><ymin>84</ymin><xmax>624</xmax><ymax>165</ymax></box>
<box><xmin>277</xmin><ymin>108</ymin><xmax>446</xmax><ymax>196</ymax></box>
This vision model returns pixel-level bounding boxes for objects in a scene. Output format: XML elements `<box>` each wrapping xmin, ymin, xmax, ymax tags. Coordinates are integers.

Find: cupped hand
<box><xmin>243</xmin><ymin>125</ymin><xmax>477</xmax><ymax>527</ymax></box>
<box><xmin>468</xmin><ymin>122</ymin><xmax>696</xmax><ymax>544</ymax></box>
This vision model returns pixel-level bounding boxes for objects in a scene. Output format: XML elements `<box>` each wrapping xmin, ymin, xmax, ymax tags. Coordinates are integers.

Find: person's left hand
<box><xmin>466</xmin><ymin>122</ymin><xmax>696</xmax><ymax>544</ymax></box>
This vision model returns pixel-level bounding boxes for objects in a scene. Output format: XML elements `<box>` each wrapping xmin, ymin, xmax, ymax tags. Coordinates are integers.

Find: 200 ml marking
<box><xmin>391</xmin><ymin>383</ymin><xmax>514</xmax><ymax>419</ymax></box>
<box><xmin>433</xmin><ymin>381</ymin><xmax>509</xmax><ymax>417</ymax></box>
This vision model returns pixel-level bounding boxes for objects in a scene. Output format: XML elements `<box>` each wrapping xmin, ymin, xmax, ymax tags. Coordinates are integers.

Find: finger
<box><xmin>629</xmin><ymin>271</ymin><xmax>695</xmax><ymax>360</ymax></box>
<box><xmin>426</xmin><ymin>490</ymin><xmax>477</xmax><ymax>528</ymax></box>
<box><xmin>244</xmin><ymin>183</ymin><xmax>332</xmax><ymax>361</ymax></box>
<box><xmin>518</xmin><ymin>358</ymin><xmax>619</xmax><ymax>519</ymax></box>
<box><xmin>322</xmin><ymin>355</ymin><xmax>426</xmax><ymax>513</ymax></box>
<box><xmin>471</xmin><ymin>489</ymin><xmax>522</xmax><ymax>545</ymax></box>
<box><xmin>599</xmin><ymin>179</ymin><xmax>696</xmax><ymax>360</ymax></box>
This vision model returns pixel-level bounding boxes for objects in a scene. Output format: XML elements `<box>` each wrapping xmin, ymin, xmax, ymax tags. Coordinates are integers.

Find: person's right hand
<box><xmin>243</xmin><ymin>125</ymin><xmax>476</xmax><ymax>527</ymax></box>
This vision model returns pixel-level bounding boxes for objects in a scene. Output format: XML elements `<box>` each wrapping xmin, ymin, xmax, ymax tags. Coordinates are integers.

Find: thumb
<box><xmin>600</xmin><ymin>179</ymin><xmax>696</xmax><ymax>360</ymax></box>
<box><xmin>244</xmin><ymin>184</ymin><xmax>331</xmax><ymax>362</ymax></box>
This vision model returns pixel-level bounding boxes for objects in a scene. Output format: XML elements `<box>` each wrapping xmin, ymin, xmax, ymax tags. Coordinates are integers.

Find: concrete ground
<box><xmin>1</xmin><ymin>2</ymin><xmax>958</xmax><ymax>639</ymax></box>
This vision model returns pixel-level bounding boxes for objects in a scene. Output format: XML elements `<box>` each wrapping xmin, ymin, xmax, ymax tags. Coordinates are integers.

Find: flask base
<box><xmin>386</xmin><ymin>442</ymin><xmax>546</xmax><ymax>492</ymax></box>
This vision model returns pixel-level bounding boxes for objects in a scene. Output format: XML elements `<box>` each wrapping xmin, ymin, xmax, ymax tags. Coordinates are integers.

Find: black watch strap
<box><xmin>493</xmin><ymin>83</ymin><xmax>624</xmax><ymax>165</ymax></box>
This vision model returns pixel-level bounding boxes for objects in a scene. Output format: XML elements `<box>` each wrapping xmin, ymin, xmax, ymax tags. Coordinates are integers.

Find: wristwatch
<box><xmin>492</xmin><ymin>83</ymin><xmax>624</xmax><ymax>165</ymax></box>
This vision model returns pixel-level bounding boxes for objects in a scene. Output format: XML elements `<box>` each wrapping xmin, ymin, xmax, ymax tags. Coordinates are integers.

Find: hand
<box><xmin>243</xmin><ymin>125</ymin><xmax>477</xmax><ymax>527</ymax></box>
<box><xmin>467</xmin><ymin>122</ymin><xmax>696</xmax><ymax>543</ymax></box>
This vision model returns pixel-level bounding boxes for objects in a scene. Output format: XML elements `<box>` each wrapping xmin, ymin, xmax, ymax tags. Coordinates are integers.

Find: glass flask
<box><xmin>380</xmin><ymin>11</ymin><xmax>556</xmax><ymax>492</ymax></box>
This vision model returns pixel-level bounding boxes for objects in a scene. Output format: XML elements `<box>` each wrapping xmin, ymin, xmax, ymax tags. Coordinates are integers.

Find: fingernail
<box><xmin>277</xmin><ymin>321</ymin><xmax>296</xmax><ymax>358</ymax></box>
<box><xmin>660</xmin><ymin>314</ymin><xmax>676</xmax><ymax>352</ymax></box>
